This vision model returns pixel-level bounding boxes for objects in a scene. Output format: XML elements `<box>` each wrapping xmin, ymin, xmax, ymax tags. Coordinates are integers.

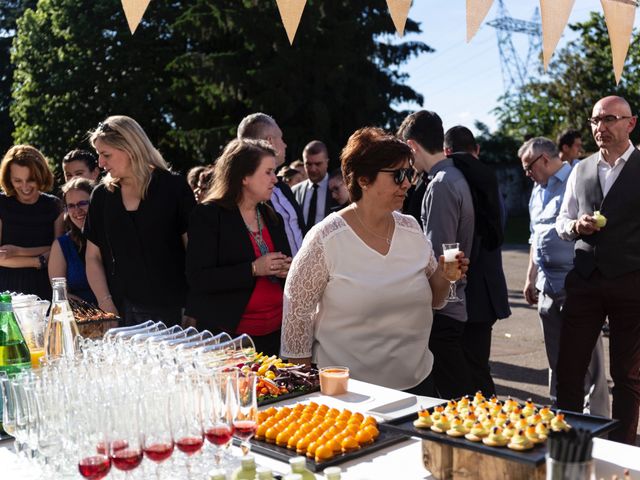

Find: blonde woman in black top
<box><xmin>84</xmin><ymin>116</ymin><xmax>195</xmax><ymax>326</ymax></box>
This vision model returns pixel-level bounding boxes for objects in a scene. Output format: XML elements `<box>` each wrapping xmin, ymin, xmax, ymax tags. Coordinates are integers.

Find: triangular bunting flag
<box><xmin>386</xmin><ymin>0</ymin><xmax>412</xmax><ymax>36</ymax></box>
<box><xmin>121</xmin><ymin>0</ymin><xmax>151</xmax><ymax>34</ymax></box>
<box><xmin>275</xmin><ymin>0</ymin><xmax>307</xmax><ymax>45</ymax></box>
<box><xmin>540</xmin><ymin>0</ymin><xmax>575</xmax><ymax>70</ymax></box>
<box><xmin>601</xmin><ymin>0</ymin><xmax>637</xmax><ymax>84</ymax></box>
<box><xmin>466</xmin><ymin>0</ymin><xmax>494</xmax><ymax>42</ymax></box>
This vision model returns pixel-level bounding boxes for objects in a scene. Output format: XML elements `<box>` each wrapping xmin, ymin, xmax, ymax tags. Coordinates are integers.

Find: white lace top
<box><xmin>281</xmin><ymin>211</ymin><xmax>439</xmax><ymax>390</ymax></box>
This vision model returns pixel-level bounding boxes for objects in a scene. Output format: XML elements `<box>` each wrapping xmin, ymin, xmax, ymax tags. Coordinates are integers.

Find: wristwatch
<box><xmin>38</xmin><ymin>255</ymin><xmax>47</xmax><ymax>270</ymax></box>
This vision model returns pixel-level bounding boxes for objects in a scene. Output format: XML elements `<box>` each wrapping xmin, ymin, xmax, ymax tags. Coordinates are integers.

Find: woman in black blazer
<box><xmin>186</xmin><ymin>139</ymin><xmax>292</xmax><ymax>355</ymax></box>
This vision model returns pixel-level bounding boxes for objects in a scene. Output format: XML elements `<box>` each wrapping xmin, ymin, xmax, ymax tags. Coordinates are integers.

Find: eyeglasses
<box><xmin>64</xmin><ymin>200</ymin><xmax>90</xmax><ymax>211</ymax></box>
<box><xmin>523</xmin><ymin>154</ymin><xmax>544</xmax><ymax>173</ymax></box>
<box><xmin>587</xmin><ymin>115</ymin><xmax>634</xmax><ymax>126</ymax></box>
<box><xmin>378</xmin><ymin>167</ymin><xmax>415</xmax><ymax>185</ymax></box>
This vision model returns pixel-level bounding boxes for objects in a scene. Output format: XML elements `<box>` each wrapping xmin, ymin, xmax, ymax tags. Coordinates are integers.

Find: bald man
<box><xmin>556</xmin><ymin>96</ymin><xmax>639</xmax><ymax>444</ymax></box>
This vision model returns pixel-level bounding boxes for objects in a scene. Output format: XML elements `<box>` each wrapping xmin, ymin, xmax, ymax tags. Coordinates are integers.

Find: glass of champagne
<box><xmin>442</xmin><ymin>243</ymin><xmax>462</xmax><ymax>302</ymax></box>
<box><xmin>141</xmin><ymin>387</ymin><xmax>175</xmax><ymax>479</ymax></box>
<box><xmin>172</xmin><ymin>373</ymin><xmax>204</xmax><ymax>478</ymax></box>
<box><xmin>232</xmin><ymin>370</ymin><xmax>258</xmax><ymax>455</ymax></box>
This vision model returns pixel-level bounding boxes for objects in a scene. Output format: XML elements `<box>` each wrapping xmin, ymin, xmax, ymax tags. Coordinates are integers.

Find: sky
<box><xmin>398</xmin><ymin>0</ymin><xmax>640</xmax><ymax>133</ymax></box>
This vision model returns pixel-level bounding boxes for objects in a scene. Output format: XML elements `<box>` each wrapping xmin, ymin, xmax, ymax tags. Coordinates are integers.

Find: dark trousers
<box><xmin>250</xmin><ymin>329</ymin><xmax>282</xmax><ymax>357</ymax></box>
<box><xmin>428</xmin><ymin>313</ymin><xmax>473</xmax><ymax>399</ymax></box>
<box><xmin>557</xmin><ymin>269</ymin><xmax>640</xmax><ymax>445</ymax></box>
<box><xmin>121</xmin><ymin>299</ymin><xmax>183</xmax><ymax>328</ymax></box>
<box><xmin>461</xmin><ymin>320</ymin><xmax>497</xmax><ymax>396</ymax></box>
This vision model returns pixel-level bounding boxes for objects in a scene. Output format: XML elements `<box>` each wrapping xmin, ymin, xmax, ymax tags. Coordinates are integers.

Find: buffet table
<box><xmin>2</xmin><ymin>379</ymin><xmax>640</xmax><ymax>479</ymax></box>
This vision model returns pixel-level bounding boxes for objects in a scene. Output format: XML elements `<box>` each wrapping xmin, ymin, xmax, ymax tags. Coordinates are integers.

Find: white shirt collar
<box><xmin>597</xmin><ymin>141</ymin><xmax>635</xmax><ymax>167</ymax></box>
<box><xmin>307</xmin><ymin>174</ymin><xmax>329</xmax><ymax>189</ymax></box>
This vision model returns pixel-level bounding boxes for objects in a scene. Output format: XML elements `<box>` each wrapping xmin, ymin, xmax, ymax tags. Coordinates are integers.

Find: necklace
<box><xmin>243</xmin><ymin>207</ymin><xmax>269</xmax><ymax>256</ymax></box>
<box><xmin>353</xmin><ymin>206</ymin><xmax>392</xmax><ymax>245</ymax></box>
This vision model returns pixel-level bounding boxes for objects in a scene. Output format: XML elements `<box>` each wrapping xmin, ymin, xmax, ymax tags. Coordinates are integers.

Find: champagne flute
<box><xmin>442</xmin><ymin>242</ymin><xmax>463</xmax><ymax>302</ymax></box>
<box><xmin>77</xmin><ymin>401</ymin><xmax>111</xmax><ymax>480</ymax></box>
<box><xmin>172</xmin><ymin>373</ymin><xmax>204</xmax><ymax>478</ymax></box>
<box><xmin>232</xmin><ymin>370</ymin><xmax>258</xmax><ymax>455</ymax></box>
<box><xmin>109</xmin><ymin>394</ymin><xmax>144</xmax><ymax>479</ymax></box>
<box><xmin>203</xmin><ymin>369</ymin><xmax>235</xmax><ymax>468</ymax></box>
<box><xmin>141</xmin><ymin>386</ymin><xmax>174</xmax><ymax>479</ymax></box>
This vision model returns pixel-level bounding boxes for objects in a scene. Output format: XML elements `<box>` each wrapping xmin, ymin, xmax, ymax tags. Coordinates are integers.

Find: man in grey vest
<box><xmin>555</xmin><ymin>95</ymin><xmax>639</xmax><ymax>445</ymax></box>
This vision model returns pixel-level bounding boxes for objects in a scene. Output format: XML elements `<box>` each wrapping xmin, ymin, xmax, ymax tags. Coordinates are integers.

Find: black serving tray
<box><xmin>258</xmin><ymin>385</ymin><xmax>321</xmax><ymax>407</ymax></box>
<box><xmin>379</xmin><ymin>405</ymin><xmax>619</xmax><ymax>466</ymax></box>
<box><xmin>236</xmin><ymin>428</ymin><xmax>408</xmax><ymax>472</ymax></box>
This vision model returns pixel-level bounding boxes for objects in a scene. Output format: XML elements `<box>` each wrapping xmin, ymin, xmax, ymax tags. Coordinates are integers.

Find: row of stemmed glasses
<box><xmin>1</xmin><ymin>321</ymin><xmax>260</xmax><ymax>478</ymax></box>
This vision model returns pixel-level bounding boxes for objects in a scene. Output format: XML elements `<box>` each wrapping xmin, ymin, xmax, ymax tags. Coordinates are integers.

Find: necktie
<box><xmin>307</xmin><ymin>183</ymin><xmax>319</xmax><ymax>229</ymax></box>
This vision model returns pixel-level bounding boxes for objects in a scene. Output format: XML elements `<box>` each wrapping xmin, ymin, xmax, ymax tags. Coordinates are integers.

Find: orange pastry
<box><xmin>341</xmin><ymin>436</ymin><xmax>360</xmax><ymax>453</ymax></box>
<box><xmin>363</xmin><ymin>424</ymin><xmax>379</xmax><ymax>439</ymax></box>
<box><xmin>315</xmin><ymin>444</ymin><xmax>334</xmax><ymax>462</ymax></box>
<box><xmin>355</xmin><ymin>429</ymin><xmax>374</xmax><ymax>446</ymax></box>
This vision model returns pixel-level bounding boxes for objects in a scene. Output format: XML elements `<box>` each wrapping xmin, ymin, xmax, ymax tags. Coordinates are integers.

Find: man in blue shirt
<box><xmin>521</xmin><ymin>137</ymin><xmax>609</xmax><ymax>417</ymax></box>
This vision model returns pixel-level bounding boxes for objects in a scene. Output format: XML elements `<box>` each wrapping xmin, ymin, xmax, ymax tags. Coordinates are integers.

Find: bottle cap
<box><xmin>240</xmin><ymin>454</ymin><xmax>256</xmax><ymax>468</ymax></box>
<box><xmin>208</xmin><ymin>468</ymin><xmax>226</xmax><ymax>480</ymax></box>
<box><xmin>0</xmin><ymin>292</ymin><xmax>11</xmax><ymax>303</ymax></box>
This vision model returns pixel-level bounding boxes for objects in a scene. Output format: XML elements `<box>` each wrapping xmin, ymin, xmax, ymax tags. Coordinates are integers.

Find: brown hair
<box><xmin>204</xmin><ymin>138</ymin><xmax>277</xmax><ymax>210</ymax></box>
<box><xmin>340</xmin><ymin>127</ymin><xmax>413</xmax><ymax>202</ymax></box>
<box><xmin>0</xmin><ymin>145</ymin><xmax>54</xmax><ymax>196</ymax></box>
<box><xmin>61</xmin><ymin>177</ymin><xmax>95</xmax><ymax>247</ymax></box>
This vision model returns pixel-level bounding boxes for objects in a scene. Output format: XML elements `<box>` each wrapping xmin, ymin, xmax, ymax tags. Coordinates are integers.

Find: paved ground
<box><xmin>490</xmin><ymin>246</ymin><xmax>640</xmax><ymax>441</ymax></box>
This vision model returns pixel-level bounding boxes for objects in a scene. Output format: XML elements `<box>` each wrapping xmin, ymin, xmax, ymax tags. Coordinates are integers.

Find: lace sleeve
<box><xmin>425</xmin><ymin>237</ymin><xmax>439</xmax><ymax>279</ymax></box>
<box><xmin>281</xmin><ymin>227</ymin><xmax>330</xmax><ymax>359</ymax></box>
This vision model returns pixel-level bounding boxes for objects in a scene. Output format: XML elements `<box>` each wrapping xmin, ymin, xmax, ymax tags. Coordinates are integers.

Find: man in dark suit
<box><xmin>443</xmin><ymin>126</ymin><xmax>511</xmax><ymax>395</ymax></box>
<box><xmin>237</xmin><ymin>113</ymin><xmax>306</xmax><ymax>255</ymax></box>
<box><xmin>292</xmin><ymin>140</ymin><xmax>339</xmax><ymax>229</ymax></box>
<box><xmin>555</xmin><ymin>95</ymin><xmax>640</xmax><ymax>445</ymax></box>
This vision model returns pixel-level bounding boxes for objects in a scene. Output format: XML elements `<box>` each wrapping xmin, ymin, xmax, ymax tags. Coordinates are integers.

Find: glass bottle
<box><xmin>44</xmin><ymin>278</ymin><xmax>79</xmax><ymax>360</ymax></box>
<box><xmin>231</xmin><ymin>454</ymin><xmax>257</xmax><ymax>480</ymax></box>
<box><xmin>289</xmin><ymin>456</ymin><xmax>316</xmax><ymax>480</ymax></box>
<box><xmin>0</xmin><ymin>292</ymin><xmax>31</xmax><ymax>434</ymax></box>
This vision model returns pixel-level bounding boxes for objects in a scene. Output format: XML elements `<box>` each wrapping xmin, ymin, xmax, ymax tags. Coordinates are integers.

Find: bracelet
<box><xmin>99</xmin><ymin>294</ymin><xmax>112</xmax><ymax>304</ymax></box>
<box><xmin>251</xmin><ymin>261</ymin><xmax>257</xmax><ymax>277</ymax></box>
<box><xmin>38</xmin><ymin>255</ymin><xmax>47</xmax><ymax>270</ymax></box>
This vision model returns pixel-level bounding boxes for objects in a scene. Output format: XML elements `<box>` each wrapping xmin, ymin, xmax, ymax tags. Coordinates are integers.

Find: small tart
<box><xmin>550</xmin><ymin>413</ymin><xmax>570</xmax><ymax>432</ymax></box>
<box><xmin>522</xmin><ymin>399</ymin><xmax>537</xmax><ymax>417</ymax></box>
<box><xmin>446</xmin><ymin>417</ymin><xmax>468</xmax><ymax>437</ymax></box>
<box><xmin>539</xmin><ymin>407</ymin><xmax>554</xmax><ymax>423</ymax></box>
<box><xmin>363</xmin><ymin>424</ymin><xmax>380</xmax><ymax>439</ymax></box>
<box><xmin>525</xmin><ymin>425</ymin><xmax>544</xmax><ymax>444</ymax></box>
<box><xmin>463</xmin><ymin>413</ymin><xmax>477</xmax><ymax>430</ymax></box>
<box><xmin>430</xmin><ymin>415</ymin><xmax>451</xmax><ymax>434</ymax></box>
<box><xmin>444</xmin><ymin>400</ymin><xmax>458</xmax><ymax>414</ymax></box>
<box><xmin>464</xmin><ymin>421</ymin><xmax>489</xmax><ymax>442</ymax></box>
<box><xmin>502</xmin><ymin>398</ymin><xmax>519</xmax><ymax>414</ymax></box>
<box><xmin>482</xmin><ymin>426</ymin><xmax>509</xmax><ymax>447</ymax></box>
<box><xmin>508</xmin><ymin>430</ymin><xmax>534</xmax><ymax>451</ymax></box>
<box><xmin>325</xmin><ymin>439</ymin><xmax>342</xmax><ymax>454</ymax></box>
<box><xmin>306</xmin><ymin>440</ymin><xmax>321</xmax><ymax>458</ymax></box>
<box><xmin>535</xmin><ymin>422</ymin><xmax>549</xmax><ymax>439</ymax></box>
<box><xmin>494</xmin><ymin>412</ymin><xmax>508</xmax><ymax>427</ymax></box>
<box><xmin>355</xmin><ymin>429</ymin><xmax>374</xmax><ymax>446</ymax></box>
<box><xmin>472</xmin><ymin>391</ymin><xmax>486</xmax><ymax>407</ymax></box>
<box><xmin>413</xmin><ymin>416</ymin><xmax>433</xmax><ymax>429</ymax></box>
<box><xmin>527</xmin><ymin>413</ymin><xmax>543</xmax><ymax>426</ymax></box>
<box><xmin>502</xmin><ymin>421</ymin><xmax>516</xmax><ymax>438</ymax></box>
<box><xmin>509</xmin><ymin>408</ymin><xmax>523</xmax><ymax>423</ymax></box>
<box><xmin>341</xmin><ymin>436</ymin><xmax>360</xmax><ymax>453</ymax></box>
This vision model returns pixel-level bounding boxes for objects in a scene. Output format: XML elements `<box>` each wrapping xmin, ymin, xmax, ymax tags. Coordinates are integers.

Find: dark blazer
<box><xmin>185</xmin><ymin>202</ymin><xmax>291</xmax><ymax>334</ymax></box>
<box><xmin>292</xmin><ymin>177</ymin><xmax>339</xmax><ymax>226</ymax></box>
<box><xmin>272</xmin><ymin>180</ymin><xmax>307</xmax><ymax>235</ymax></box>
<box><xmin>402</xmin><ymin>172</ymin><xmax>429</xmax><ymax>229</ymax></box>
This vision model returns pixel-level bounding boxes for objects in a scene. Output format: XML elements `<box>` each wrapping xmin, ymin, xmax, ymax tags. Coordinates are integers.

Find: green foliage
<box><xmin>11</xmin><ymin>0</ymin><xmax>185</xmax><ymax>178</ymax></box>
<box><xmin>494</xmin><ymin>12</ymin><xmax>640</xmax><ymax>152</ymax></box>
<box><xmin>474</xmin><ymin>120</ymin><xmax>521</xmax><ymax>165</ymax></box>
<box><xmin>0</xmin><ymin>0</ymin><xmax>37</xmax><ymax>156</ymax></box>
<box><xmin>9</xmin><ymin>0</ymin><xmax>430</xmax><ymax>175</ymax></box>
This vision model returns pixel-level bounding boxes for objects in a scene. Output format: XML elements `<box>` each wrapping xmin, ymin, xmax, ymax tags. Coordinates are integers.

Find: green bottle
<box><xmin>289</xmin><ymin>456</ymin><xmax>316</xmax><ymax>480</ymax></box>
<box><xmin>231</xmin><ymin>454</ymin><xmax>257</xmax><ymax>480</ymax></box>
<box><xmin>0</xmin><ymin>293</ymin><xmax>31</xmax><ymax>434</ymax></box>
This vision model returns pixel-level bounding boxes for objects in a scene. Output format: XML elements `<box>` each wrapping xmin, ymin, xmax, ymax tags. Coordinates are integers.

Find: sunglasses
<box><xmin>96</xmin><ymin>121</ymin><xmax>115</xmax><ymax>133</ymax></box>
<box><xmin>378</xmin><ymin>167</ymin><xmax>415</xmax><ymax>185</ymax></box>
<box><xmin>64</xmin><ymin>200</ymin><xmax>90</xmax><ymax>211</ymax></box>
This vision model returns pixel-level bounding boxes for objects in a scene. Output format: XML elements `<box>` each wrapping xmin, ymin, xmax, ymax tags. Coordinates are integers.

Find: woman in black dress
<box><xmin>84</xmin><ymin>116</ymin><xmax>196</xmax><ymax>327</ymax></box>
<box><xmin>0</xmin><ymin>145</ymin><xmax>64</xmax><ymax>300</ymax></box>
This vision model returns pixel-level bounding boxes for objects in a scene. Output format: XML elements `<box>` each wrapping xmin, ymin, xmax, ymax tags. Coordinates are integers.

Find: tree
<box><xmin>0</xmin><ymin>0</ymin><xmax>37</xmax><ymax>156</ymax></box>
<box><xmin>494</xmin><ymin>13</ymin><xmax>640</xmax><ymax>152</ymax></box>
<box><xmin>10</xmin><ymin>0</ymin><xmax>430</xmax><ymax>174</ymax></box>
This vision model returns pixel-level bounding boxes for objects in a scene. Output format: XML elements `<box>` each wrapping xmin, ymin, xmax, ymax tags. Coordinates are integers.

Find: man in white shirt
<box><xmin>292</xmin><ymin>140</ymin><xmax>338</xmax><ymax>229</ymax></box>
<box><xmin>237</xmin><ymin>113</ymin><xmax>306</xmax><ymax>255</ymax></box>
<box><xmin>555</xmin><ymin>95</ymin><xmax>640</xmax><ymax>445</ymax></box>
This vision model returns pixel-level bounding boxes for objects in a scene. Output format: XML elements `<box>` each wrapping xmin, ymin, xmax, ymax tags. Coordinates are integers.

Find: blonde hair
<box><xmin>0</xmin><ymin>145</ymin><xmax>54</xmax><ymax>196</ymax></box>
<box><xmin>88</xmin><ymin>115</ymin><xmax>168</xmax><ymax>198</ymax></box>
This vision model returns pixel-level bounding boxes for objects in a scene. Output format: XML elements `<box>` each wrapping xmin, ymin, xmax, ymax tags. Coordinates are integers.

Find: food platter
<box><xmin>380</xmin><ymin>401</ymin><xmax>619</xmax><ymax>466</ymax></box>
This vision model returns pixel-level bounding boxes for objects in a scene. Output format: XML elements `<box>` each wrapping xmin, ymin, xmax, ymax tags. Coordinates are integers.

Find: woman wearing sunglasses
<box><xmin>281</xmin><ymin>127</ymin><xmax>468</xmax><ymax>395</ymax></box>
<box><xmin>48</xmin><ymin>178</ymin><xmax>96</xmax><ymax>304</ymax></box>
<box><xmin>0</xmin><ymin>145</ymin><xmax>64</xmax><ymax>300</ymax></box>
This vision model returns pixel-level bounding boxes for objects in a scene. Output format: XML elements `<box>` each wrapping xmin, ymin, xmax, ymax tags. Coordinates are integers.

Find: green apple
<box><xmin>593</xmin><ymin>211</ymin><xmax>607</xmax><ymax>228</ymax></box>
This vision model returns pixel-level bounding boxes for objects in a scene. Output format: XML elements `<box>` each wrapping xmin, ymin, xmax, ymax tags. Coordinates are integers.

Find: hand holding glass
<box><xmin>442</xmin><ymin>243</ymin><xmax>462</xmax><ymax>302</ymax></box>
